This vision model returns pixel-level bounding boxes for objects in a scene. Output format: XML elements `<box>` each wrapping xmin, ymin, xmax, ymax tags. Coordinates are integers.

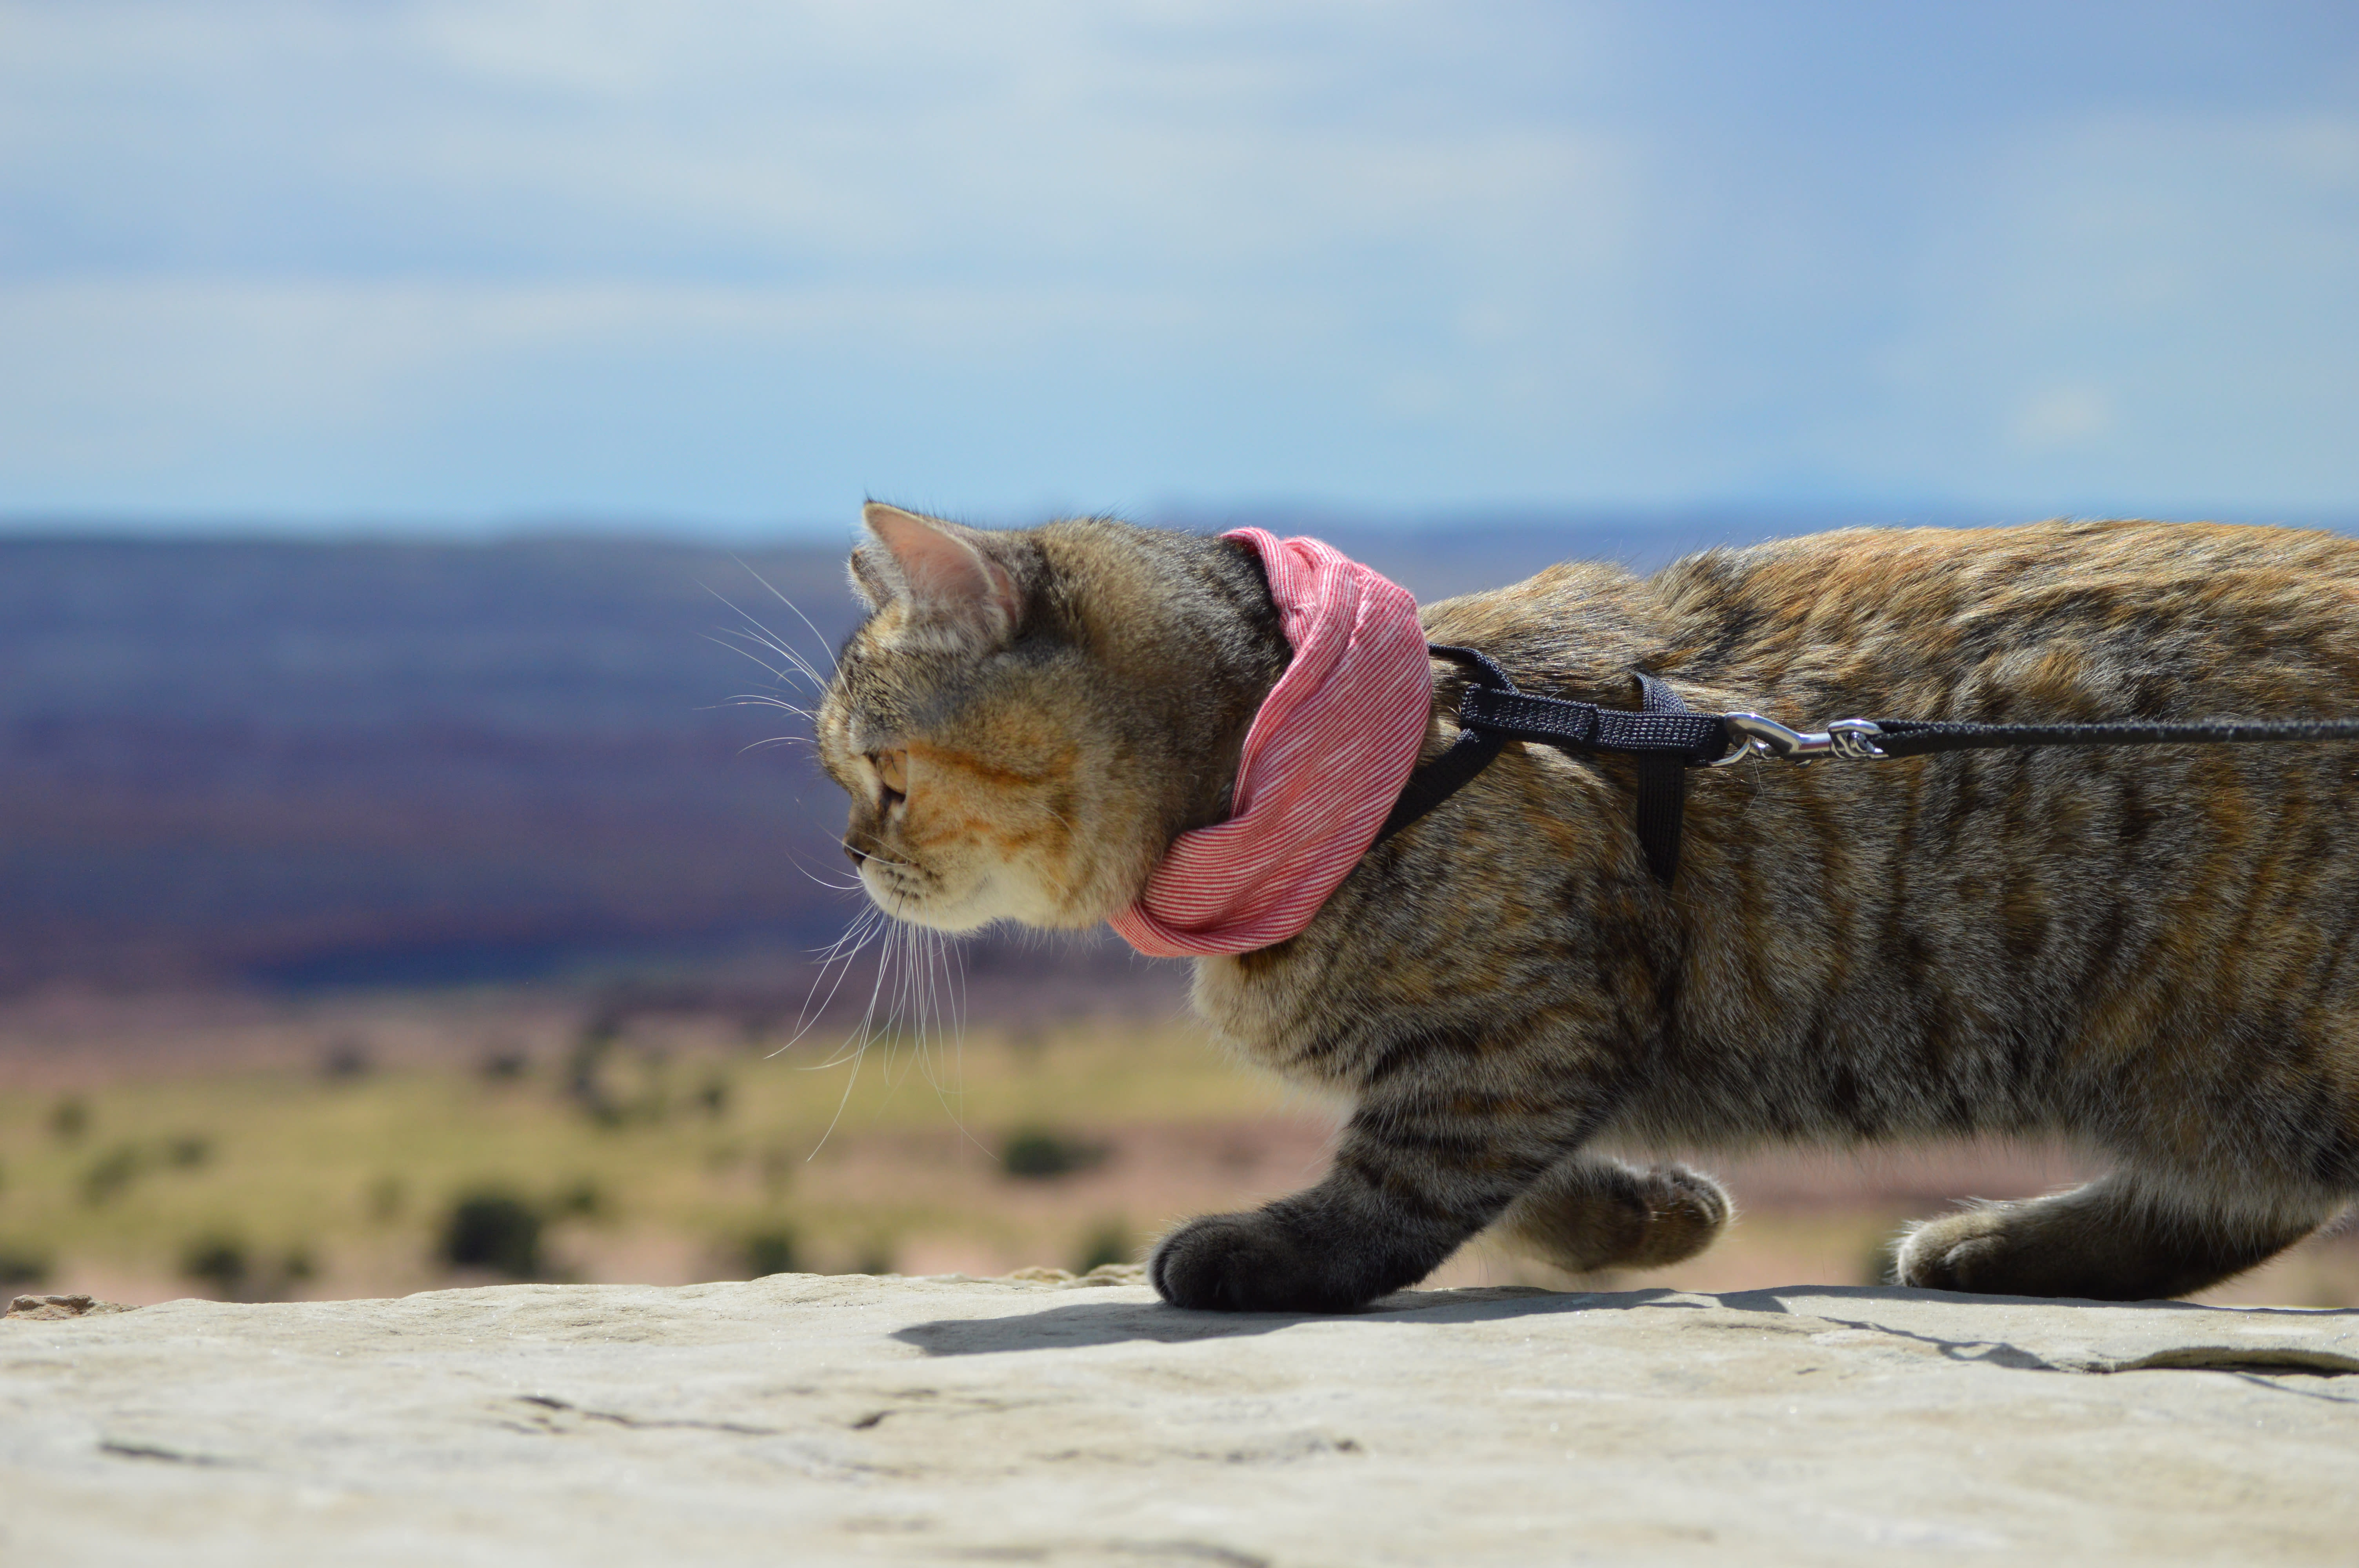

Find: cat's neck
<box><xmin>1043</xmin><ymin>525</ymin><xmax>1294</xmax><ymax>843</ymax></box>
<box><xmin>1190</xmin><ymin>537</ymin><xmax>1292</xmax><ymax>825</ymax></box>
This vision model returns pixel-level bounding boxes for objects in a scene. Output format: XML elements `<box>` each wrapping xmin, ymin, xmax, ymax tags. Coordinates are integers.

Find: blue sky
<box><xmin>2</xmin><ymin>1</ymin><xmax>2355</xmax><ymax>534</ymax></box>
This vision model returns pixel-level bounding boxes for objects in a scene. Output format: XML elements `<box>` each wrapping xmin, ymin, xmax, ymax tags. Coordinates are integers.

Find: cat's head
<box><xmin>816</xmin><ymin>504</ymin><xmax>1285</xmax><ymax>933</ymax></box>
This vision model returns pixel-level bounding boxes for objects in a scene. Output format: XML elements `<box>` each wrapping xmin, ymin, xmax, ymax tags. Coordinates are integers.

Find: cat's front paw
<box><xmin>1496</xmin><ymin>1158</ymin><xmax>1730</xmax><ymax>1276</ymax></box>
<box><xmin>1150</xmin><ymin>1209</ymin><xmax>1362</xmax><ymax>1313</ymax></box>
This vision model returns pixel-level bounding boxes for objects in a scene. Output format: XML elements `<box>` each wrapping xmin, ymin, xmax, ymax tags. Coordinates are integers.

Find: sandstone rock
<box><xmin>4</xmin><ymin>1293</ymin><xmax>135</xmax><ymax>1321</ymax></box>
<box><xmin>4</xmin><ymin>1272</ymin><xmax>2355</xmax><ymax>1565</ymax></box>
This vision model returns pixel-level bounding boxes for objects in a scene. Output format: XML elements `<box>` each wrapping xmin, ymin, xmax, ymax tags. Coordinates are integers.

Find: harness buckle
<box><xmin>1708</xmin><ymin>715</ymin><xmax>1889</xmax><ymax>767</ymax></box>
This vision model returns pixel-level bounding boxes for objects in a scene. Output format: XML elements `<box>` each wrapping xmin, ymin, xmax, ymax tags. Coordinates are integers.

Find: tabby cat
<box><xmin>818</xmin><ymin>502</ymin><xmax>2359</xmax><ymax>1311</ymax></box>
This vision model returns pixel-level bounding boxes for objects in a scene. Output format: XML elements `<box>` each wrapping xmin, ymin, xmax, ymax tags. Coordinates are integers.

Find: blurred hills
<box><xmin>0</xmin><ymin>508</ymin><xmax>1963</xmax><ymax>993</ymax></box>
<box><xmin>0</xmin><ymin>535</ymin><xmax>869</xmax><ymax>991</ymax></box>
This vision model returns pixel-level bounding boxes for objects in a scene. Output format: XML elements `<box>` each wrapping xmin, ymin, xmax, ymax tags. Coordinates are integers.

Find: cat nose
<box><xmin>842</xmin><ymin>840</ymin><xmax>869</xmax><ymax>866</ymax></box>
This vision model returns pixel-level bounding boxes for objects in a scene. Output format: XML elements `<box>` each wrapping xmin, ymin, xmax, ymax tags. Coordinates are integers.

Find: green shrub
<box><xmin>478</xmin><ymin>1047</ymin><xmax>530</xmax><ymax>1082</ymax></box>
<box><xmin>566</xmin><ymin>1031</ymin><xmax>671</xmax><ymax>1127</ymax></box>
<box><xmin>1074</xmin><ymin>1221</ymin><xmax>1132</xmax><ymax>1274</ymax></box>
<box><xmin>0</xmin><ymin>1243</ymin><xmax>51</xmax><ymax>1289</ymax></box>
<box><xmin>77</xmin><ymin>1136</ymin><xmax>209</xmax><ymax>1204</ymax></box>
<box><xmin>551</xmin><ymin>1179</ymin><xmax>605</xmax><ymax>1220</ymax></box>
<box><xmin>1001</xmin><ymin>1127</ymin><xmax>1108</xmax><ymax>1181</ymax></box>
<box><xmin>49</xmin><ymin>1096</ymin><xmax>89</xmax><ymax>1141</ymax></box>
<box><xmin>438</xmin><ymin>1190</ymin><xmax>545</xmax><ymax>1279</ymax></box>
<box><xmin>320</xmin><ymin>1040</ymin><xmax>373</xmax><ymax>1081</ymax></box>
<box><xmin>742</xmin><ymin>1229</ymin><xmax>800</xmax><ymax>1278</ymax></box>
<box><xmin>176</xmin><ymin>1235</ymin><xmax>316</xmax><ymax>1300</ymax></box>
<box><xmin>80</xmin><ymin>1144</ymin><xmax>143</xmax><ymax>1206</ymax></box>
<box><xmin>180</xmin><ymin>1234</ymin><xmax>250</xmax><ymax>1297</ymax></box>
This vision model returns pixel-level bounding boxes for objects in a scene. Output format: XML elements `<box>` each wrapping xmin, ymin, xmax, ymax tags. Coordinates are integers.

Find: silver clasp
<box><xmin>1707</xmin><ymin>715</ymin><xmax>1888</xmax><ymax>767</ymax></box>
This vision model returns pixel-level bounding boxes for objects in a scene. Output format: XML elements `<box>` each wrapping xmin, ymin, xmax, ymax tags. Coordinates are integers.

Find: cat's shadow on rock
<box><xmin>889</xmin><ymin>1283</ymin><xmax>2336</xmax><ymax>1359</ymax></box>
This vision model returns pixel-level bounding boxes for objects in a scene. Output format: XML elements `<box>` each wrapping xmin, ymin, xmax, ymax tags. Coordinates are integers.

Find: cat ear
<box><xmin>846</xmin><ymin>541</ymin><xmax>898</xmax><ymax>610</ymax></box>
<box><xmin>858</xmin><ymin>502</ymin><xmax>1022</xmax><ymax>647</ymax></box>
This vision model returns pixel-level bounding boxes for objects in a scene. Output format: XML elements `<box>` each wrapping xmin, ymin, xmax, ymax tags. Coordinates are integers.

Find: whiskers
<box><xmin>703</xmin><ymin>559</ymin><xmax>841</xmax><ymax>754</ymax></box>
<box><xmin>774</xmin><ymin>885</ymin><xmax>979</xmax><ymax>1160</ymax></box>
<box><xmin>708</xmin><ymin>561</ymin><xmax>980</xmax><ymax>1155</ymax></box>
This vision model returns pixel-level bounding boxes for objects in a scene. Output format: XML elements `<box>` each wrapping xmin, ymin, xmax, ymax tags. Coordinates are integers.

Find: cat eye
<box><xmin>869</xmin><ymin>748</ymin><xmax>909</xmax><ymax>804</ymax></box>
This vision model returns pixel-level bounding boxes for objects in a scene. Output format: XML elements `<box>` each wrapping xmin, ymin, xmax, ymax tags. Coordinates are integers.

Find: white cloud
<box><xmin>1845</xmin><ymin>108</ymin><xmax>2359</xmax><ymax>508</ymax></box>
<box><xmin>0</xmin><ymin>1</ymin><xmax>2354</xmax><ymax>521</ymax></box>
<box><xmin>2010</xmin><ymin>386</ymin><xmax>2117</xmax><ymax>452</ymax></box>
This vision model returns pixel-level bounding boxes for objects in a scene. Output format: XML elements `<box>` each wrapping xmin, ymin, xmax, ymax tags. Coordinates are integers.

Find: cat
<box><xmin>817</xmin><ymin>501</ymin><xmax>2359</xmax><ymax>1311</ymax></box>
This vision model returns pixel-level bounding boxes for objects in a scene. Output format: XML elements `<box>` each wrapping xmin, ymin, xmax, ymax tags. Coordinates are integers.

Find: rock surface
<box><xmin>5</xmin><ymin>1267</ymin><xmax>2357</xmax><ymax>1566</ymax></box>
<box><xmin>7</xmin><ymin>1293</ymin><xmax>138</xmax><ymax>1321</ymax></box>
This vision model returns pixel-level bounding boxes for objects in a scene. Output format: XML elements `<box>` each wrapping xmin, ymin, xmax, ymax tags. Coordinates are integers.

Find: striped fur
<box><xmin>820</xmin><ymin>508</ymin><xmax>2359</xmax><ymax>1310</ymax></box>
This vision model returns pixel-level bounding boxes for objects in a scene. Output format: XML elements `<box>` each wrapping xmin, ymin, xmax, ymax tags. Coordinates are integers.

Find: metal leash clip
<box><xmin>1707</xmin><ymin>715</ymin><xmax>1889</xmax><ymax>767</ymax></box>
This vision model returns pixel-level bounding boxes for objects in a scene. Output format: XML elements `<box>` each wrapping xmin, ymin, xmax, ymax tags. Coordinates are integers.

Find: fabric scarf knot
<box><xmin>1107</xmin><ymin>529</ymin><xmax>1431</xmax><ymax>959</ymax></box>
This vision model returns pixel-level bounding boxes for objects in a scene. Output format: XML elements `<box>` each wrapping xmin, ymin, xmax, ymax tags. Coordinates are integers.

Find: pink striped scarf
<box><xmin>1107</xmin><ymin>529</ymin><xmax>1431</xmax><ymax>958</ymax></box>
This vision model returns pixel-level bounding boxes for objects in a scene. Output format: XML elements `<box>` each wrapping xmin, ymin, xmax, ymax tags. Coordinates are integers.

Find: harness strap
<box><xmin>1372</xmin><ymin>647</ymin><xmax>1510</xmax><ymax>844</ymax></box>
<box><xmin>1455</xmin><ymin>683</ymin><xmax>1727</xmax><ymax>760</ymax></box>
<box><xmin>1630</xmin><ymin>672</ymin><xmax>1696</xmax><ymax>888</ymax></box>
<box><xmin>1863</xmin><ymin>716</ymin><xmax>2359</xmax><ymax>757</ymax></box>
<box><xmin>1371</xmin><ymin>646</ymin><xmax>1727</xmax><ymax>884</ymax></box>
<box><xmin>1372</xmin><ymin>642</ymin><xmax>2359</xmax><ymax>891</ymax></box>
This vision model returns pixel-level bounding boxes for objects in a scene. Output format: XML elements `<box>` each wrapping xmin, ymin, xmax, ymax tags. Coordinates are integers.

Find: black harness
<box><xmin>1375</xmin><ymin>644</ymin><xmax>2359</xmax><ymax>887</ymax></box>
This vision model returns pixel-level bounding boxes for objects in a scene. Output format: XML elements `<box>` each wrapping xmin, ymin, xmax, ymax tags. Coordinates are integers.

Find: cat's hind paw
<box><xmin>1891</xmin><ymin>1178</ymin><xmax>2333</xmax><ymax>1302</ymax></box>
<box><xmin>1891</xmin><ymin>1208</ymin><xmax>2013</xmax><ymax>1293</ymax></box>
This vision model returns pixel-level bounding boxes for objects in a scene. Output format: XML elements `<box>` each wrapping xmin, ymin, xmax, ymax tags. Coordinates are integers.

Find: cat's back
<box><xmin>1657</xmin><ymin>518</ymin><xmax>2359</xmax><ymax>702</ymax></box>
<box><xmin>1425</xmin><ymin>518</ymin><xmax>2359</xmax><ymax>720</ymax></box>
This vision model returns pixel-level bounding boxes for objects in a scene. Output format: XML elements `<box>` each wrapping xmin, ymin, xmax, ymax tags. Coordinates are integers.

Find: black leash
<box><xmin>1374</xmin><ymin>643</ymin><xmax>2359</xmax><ymax>888</ymax></box>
